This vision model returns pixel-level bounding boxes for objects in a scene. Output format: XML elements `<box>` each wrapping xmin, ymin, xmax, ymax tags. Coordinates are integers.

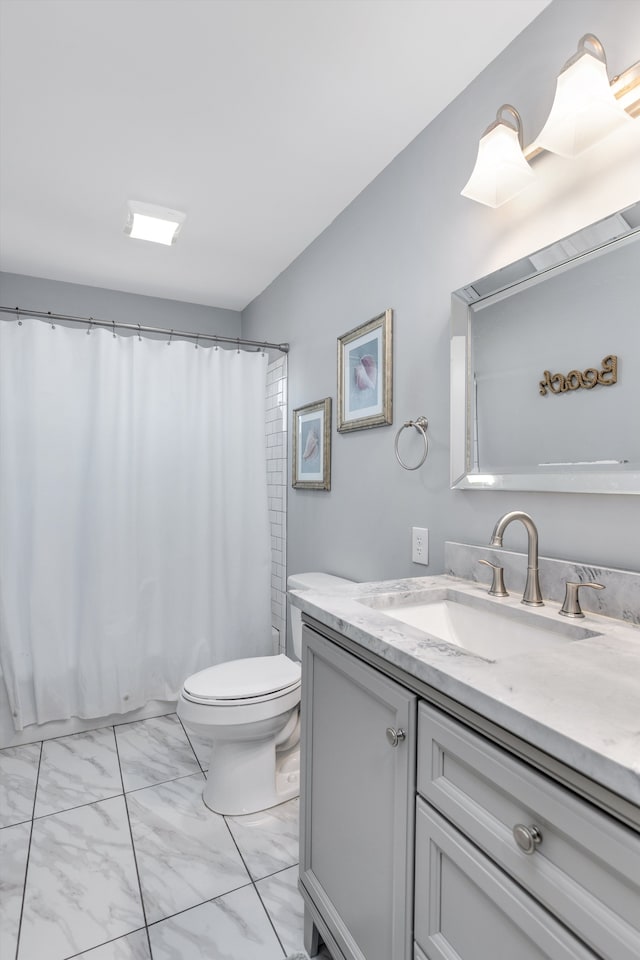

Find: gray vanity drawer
<box><xmin>414</xmin><ymin>799</ymin><xmax>597</xmax><ymax>960</ymax></box>
<box><xmin>417</xmin><ymin>702</ymin><xmax>640</xmax><ymax>960</ymax></box>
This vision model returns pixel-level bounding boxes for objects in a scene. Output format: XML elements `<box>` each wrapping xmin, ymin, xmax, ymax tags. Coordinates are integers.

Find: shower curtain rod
<box><xmin>0</xmin><ymin>305</ymin><xmax>290</xmax><ymax>354</ymax></box>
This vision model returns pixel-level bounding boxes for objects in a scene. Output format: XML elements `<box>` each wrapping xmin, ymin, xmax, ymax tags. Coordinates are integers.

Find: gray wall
<box><xmin>0</xmin><ymin>272</ymin><xmax>242</xmax><ymax>339</ymax></box>
<box><xmin>242</xmin><ymin>0</ymin><xmax>640</xmax><ymax>581</ymax></box>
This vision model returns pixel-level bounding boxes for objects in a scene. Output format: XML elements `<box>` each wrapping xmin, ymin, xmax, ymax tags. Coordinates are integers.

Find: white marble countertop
<box><xmin>290</xmin><ymin>574</ymin><xmax>640</xmax><ymax>809</ymax></box>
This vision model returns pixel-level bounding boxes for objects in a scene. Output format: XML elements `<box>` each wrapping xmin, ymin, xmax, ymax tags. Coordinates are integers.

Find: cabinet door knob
<box><xmin>513</xmin><ymin>823</ymin><xmax>542</xmax><ymax>854</ymax></box>
<box><xmin>386</xmin><ymin>727</ymin><xmax>406</xmax><ymax>747</ymax></box>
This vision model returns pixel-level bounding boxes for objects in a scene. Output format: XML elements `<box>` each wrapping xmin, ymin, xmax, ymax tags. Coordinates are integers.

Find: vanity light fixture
<box><xmin>124</xmin><ymin>201</ymin><xmax>186</xmax><ymax>245</ymax></box>
<box><xmin>461</xmin><ymin>105</ymin><xmax>535</xmax><ymax>208</ymax></box>
<box><xmin>461</xmin><ymin>34</ymin><xmax>640</xmax><ymax>206</ymax></box>
<box><xmin>536</xmin><ymin>34</ymin><xmax>632</xmax><ymax>157</ymax></box>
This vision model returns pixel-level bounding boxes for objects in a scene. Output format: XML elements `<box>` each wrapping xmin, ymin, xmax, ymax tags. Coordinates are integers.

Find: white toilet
<box><xmin>177</xmin><ymin>571</ymin><xmax>352</xmax><ymax>815</ymax></box>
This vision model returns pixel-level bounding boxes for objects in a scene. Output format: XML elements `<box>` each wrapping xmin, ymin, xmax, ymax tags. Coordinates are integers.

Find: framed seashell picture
<box><xmin>337</xmin><ymin>309</ymin><xmax>393</xmax><ymax>432</ymax></box>
<box><xmin>292</xmin><ymin>397</ymin><xmax>332</xmax><ymax>490</ymax></box>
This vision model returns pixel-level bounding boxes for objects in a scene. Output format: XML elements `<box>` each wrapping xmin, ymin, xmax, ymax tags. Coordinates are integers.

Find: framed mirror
<box><xmin>450</xmin><ymin>201</ymin><xmax>640</xmax><ymax>494</ymax></box>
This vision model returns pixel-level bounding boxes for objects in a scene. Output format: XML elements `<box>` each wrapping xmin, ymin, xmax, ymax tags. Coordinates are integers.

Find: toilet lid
<box><xmin>183</xmin><ymin>654</ymin><xmax>301</xmax><ymax>702</ymax></box>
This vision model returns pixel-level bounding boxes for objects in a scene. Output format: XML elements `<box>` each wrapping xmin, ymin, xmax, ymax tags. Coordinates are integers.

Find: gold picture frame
<box><xmin>292</xmin><ymin>398</ymin><xmax>332</xmax><ymax>490</ymax></box>
<box><xmin>337</xmin><ymin>309</ymin><xmax>393</xmax><ymax>432</ymax></box>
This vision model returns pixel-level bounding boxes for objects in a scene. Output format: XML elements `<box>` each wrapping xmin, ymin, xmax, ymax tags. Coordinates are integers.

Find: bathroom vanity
<box><xmin>292</xmin><ymin>564</ymin><xmax>640</xmax><ymax>960</ymax></box>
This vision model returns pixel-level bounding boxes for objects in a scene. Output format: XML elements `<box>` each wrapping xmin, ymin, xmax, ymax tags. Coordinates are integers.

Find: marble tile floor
<box><xmin>0</xmin><ymin>713</ymin><xmax>332</xmax><ymax>960</ymax></box>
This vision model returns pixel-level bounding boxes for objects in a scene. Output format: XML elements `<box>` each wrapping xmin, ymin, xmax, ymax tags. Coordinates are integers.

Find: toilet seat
<box><xmin>182</xmin><ymin>654</ymin><xmax>301</xmax><ymax>706</ymax></box>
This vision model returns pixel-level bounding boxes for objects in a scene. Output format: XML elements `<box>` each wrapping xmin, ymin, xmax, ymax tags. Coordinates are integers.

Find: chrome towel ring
<box><xmin>394</xmin><ymin>417</ymin><xmax>429</xmax><ymax>471</ymax></box>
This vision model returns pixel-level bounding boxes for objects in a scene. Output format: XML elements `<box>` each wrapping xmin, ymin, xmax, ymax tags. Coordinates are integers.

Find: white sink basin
<box><xmin>358</xmin><ymin>589</ymin><xmax>601</xmax><ymax>660</ymax></box>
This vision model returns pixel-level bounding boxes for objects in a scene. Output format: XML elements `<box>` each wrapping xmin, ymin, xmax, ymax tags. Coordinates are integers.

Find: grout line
<box><xmin>32</xmin><ymin>790</ymin><xmax>123</xmax><ymax>822</ymax></box>
<box><xmin>252</xmin><ymin>877</ymin><xmax>287</xmax><ymax>957</ymax></box>
<box><xmin>62</xmin><ymin>926</ymin><xmax>147</xmax><ymax>959</ymax></box>
<box><xmin>175</xmin><ymin>714</ymin><xmax>207</xmax><ymax>775</ymax></box>
<box><xmin>256</xmin><ymin>861</ymin><xmax>300</xmax><ymax>882</ymax></box>
<box><xmin>222</xmin><ymin>814</ymin><xmax>287</xmax><ymax>956</ymax></box>
<box><xmin>0</xmin><ymin>818</ymin><xmax>33</xmax><ymax>832</ymax></box>
<box><xmin>112</xmin><ymin>726</ymin><xmax>154</xmax><ymax>960</ymax></box>
<box><xmin>221</xmin><ymin>814</ymin><xmax>255</xmax><ymax>885</ymax></box>
<box><xmin>124</xmin><ymin>768</ymin><xmax>204</xmax><ymax>798</ymax></box>
<box><xmin>14</xmin><ymin>739</ymin><xmax>43</xmax><ymax>960</ymax></box>
<box><xmin>19</xmin><ymin>722</ymin><xmax>118</xmax><ymax>744</ymax></box>
<box><xmin>145</xmin><ymin>879</ymin><xmax>254</xmax><ymax>929</ymax></box>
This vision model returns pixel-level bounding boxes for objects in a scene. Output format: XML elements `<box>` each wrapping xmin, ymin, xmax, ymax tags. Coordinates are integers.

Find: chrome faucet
<box><xmin>489</xmin><ymin>511</ymin><xmax>543</xmax><ymax>606</ymax></box>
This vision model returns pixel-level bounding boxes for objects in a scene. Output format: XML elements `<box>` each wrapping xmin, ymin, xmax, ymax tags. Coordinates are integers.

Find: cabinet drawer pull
<box><xmin>513</xmin><ymin>823</ymin><xmax>542</xmax><ymax>854</ymax></box>
<box><xmin>386</xmin><ymin>727</ymin><xmax>406</xmax><ymax>747</ymax></box>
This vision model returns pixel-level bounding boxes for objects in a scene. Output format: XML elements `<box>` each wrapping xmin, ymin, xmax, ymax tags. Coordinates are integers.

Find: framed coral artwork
<box><xmin>292</xmin><ymin>397</ymin><xmax>332</xmax><ymax>490</ymax></box>
<box><xmin>337</xmin><ymin>309</ymin><xmax>393</xmax><ymax>432</ymax></box>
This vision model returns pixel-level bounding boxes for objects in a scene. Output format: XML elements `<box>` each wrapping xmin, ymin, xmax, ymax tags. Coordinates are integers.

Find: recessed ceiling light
<box><xmin>124</xmin><ymin>200</ymin><xmax>186</xmax><ymax>245</ymax></box>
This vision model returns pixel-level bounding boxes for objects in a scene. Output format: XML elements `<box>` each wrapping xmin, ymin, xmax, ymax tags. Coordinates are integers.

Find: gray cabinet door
<box><xmin>300</xmin><ymin>625</ymin><xmax>417</xmax><ymax>960</ymax></box>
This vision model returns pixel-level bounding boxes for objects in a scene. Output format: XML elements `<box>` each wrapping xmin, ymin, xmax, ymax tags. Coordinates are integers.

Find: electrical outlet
<box><xmin>412</xmin><ymin>527</ymin><xmax>429</xmax><ymax>565</ymax></box>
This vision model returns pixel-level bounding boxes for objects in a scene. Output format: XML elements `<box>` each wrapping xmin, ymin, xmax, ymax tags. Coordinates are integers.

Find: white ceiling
<box><xmin>0</xmin><ymin>0</ymin><xmax>551</xmax><ymax>311</ymax></box>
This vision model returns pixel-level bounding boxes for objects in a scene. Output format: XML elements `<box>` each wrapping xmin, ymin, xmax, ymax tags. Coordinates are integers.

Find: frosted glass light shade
<box><xmin>536</xmin><ymin>52</ymin><xmax>632</xmax><ymax>157</ymax></box>
<box><xmin>461</xmin><ymin>122</ymin><xmax>535</xmax><ymax>208</ymax></box>
<box><xmin>125</xmin><ymin>201</ymin><xmax>186</xmax><ymax>245</ymax></box>
<box><xmin>128</xmin><ymin>213</ymin><xmax>180</xmax><ymax>245</ymax></box>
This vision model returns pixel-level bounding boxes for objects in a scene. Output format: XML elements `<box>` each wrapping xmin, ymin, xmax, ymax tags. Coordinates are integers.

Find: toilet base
<box><xmin>275</xmin><ymin>742</ymin><xmax>301</xmax><ymax>804</ymax></box>
<box><xmin>177</xmin><ymin>686</ymin><xmax>301</xmax><ymax>817</ymax></box>
<box><xmin>202</xmin><ymin>736</ymin><xmax>300</xmax><ymax>816</ymax></box>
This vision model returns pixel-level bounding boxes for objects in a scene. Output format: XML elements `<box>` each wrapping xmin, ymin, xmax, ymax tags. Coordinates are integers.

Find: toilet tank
<box><xmin>287</xmin><ymin>572</ymin><xmax>354</xmax><ymax>660</ymax></box>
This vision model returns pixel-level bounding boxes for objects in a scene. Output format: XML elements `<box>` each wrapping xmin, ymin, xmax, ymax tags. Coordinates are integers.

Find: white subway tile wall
<box><xmin>266</xmin><ymin>356</ymin><xmax>288</xmax><ymax>654</ymax></box>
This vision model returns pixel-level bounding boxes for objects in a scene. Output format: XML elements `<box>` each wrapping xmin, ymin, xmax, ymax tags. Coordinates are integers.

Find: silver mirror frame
<box><xmin>450</xmin><ymin>201</ymin><xmax>640</xmax><ymax>494</ymax></box>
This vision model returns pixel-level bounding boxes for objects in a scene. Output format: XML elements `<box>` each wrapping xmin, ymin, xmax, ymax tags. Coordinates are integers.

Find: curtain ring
<box><xmin>167</xmin><ymin>329</ymin><xmax>173</xmax><ymax>346</ymax></box>
<box><xmin>394</xmin><ymin>417</ymin><xmax>429</xmax><ymax>471</ymax></box>
<box><xmin>138</xmin><ymin>324</ymin><xmax>142</xmax><ymax>342</ymax></box>
<box><xmin>48</xmin><ymin>311</ymin><xmax>55</xmax><ymax>330</ymax></box>
<box><xmin>112</xmin><ymin>319</ymin><xmax>116</xmax><ymax>339</ymax></box>
<box><xmin>16</xmin><ymin>306</ymin><xmax>22</xmax><ymax>326</ymax></box>
<box><xmin>194</xmin><ymin>334</ymin><xmax>199</xmax><ymax>350</ymax></box>
<box><xmin>86</xmin><ymin>317</ymin><xmax>93</xmax><ymax>335</ymax></box>
<box><xmin>237</xmin><ymin>337</ymin><xmax>240</xmax><ymax>354</ymax></box>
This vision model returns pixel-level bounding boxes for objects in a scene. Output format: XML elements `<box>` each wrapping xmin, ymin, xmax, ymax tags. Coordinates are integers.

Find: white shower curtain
<box><xmin>0</xmin><ymin>319</ymin><xmax>273</xmax><ymax>730</ymax></box>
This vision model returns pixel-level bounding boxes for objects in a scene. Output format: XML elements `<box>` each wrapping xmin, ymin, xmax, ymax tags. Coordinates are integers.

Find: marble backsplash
<box><xmin>445</xmin><ymin>541</ymin><xmax>640</xmax><ymax>626</ymax></box>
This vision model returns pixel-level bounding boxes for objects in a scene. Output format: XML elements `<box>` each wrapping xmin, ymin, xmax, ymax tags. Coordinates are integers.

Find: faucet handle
<box><xmin>478</xmin><ymin>559</ymin><xmax>509</xmax><ymax>597</ymax></box>
<box><xmin>559</xmin><ymin>581</ymin><xmax>605</xmax><ymax>618</ymax></box>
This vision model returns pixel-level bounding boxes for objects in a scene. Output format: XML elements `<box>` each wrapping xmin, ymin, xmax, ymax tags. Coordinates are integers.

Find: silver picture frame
<box><xmin>292</xmin><ymin>397</ymin><xmax>332</xmax><ymax>490</ymax></box>
<box><xmin>337</xmin><ymin>309</ymin><xmax>393</xmax><ymax>432</ymax></box>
